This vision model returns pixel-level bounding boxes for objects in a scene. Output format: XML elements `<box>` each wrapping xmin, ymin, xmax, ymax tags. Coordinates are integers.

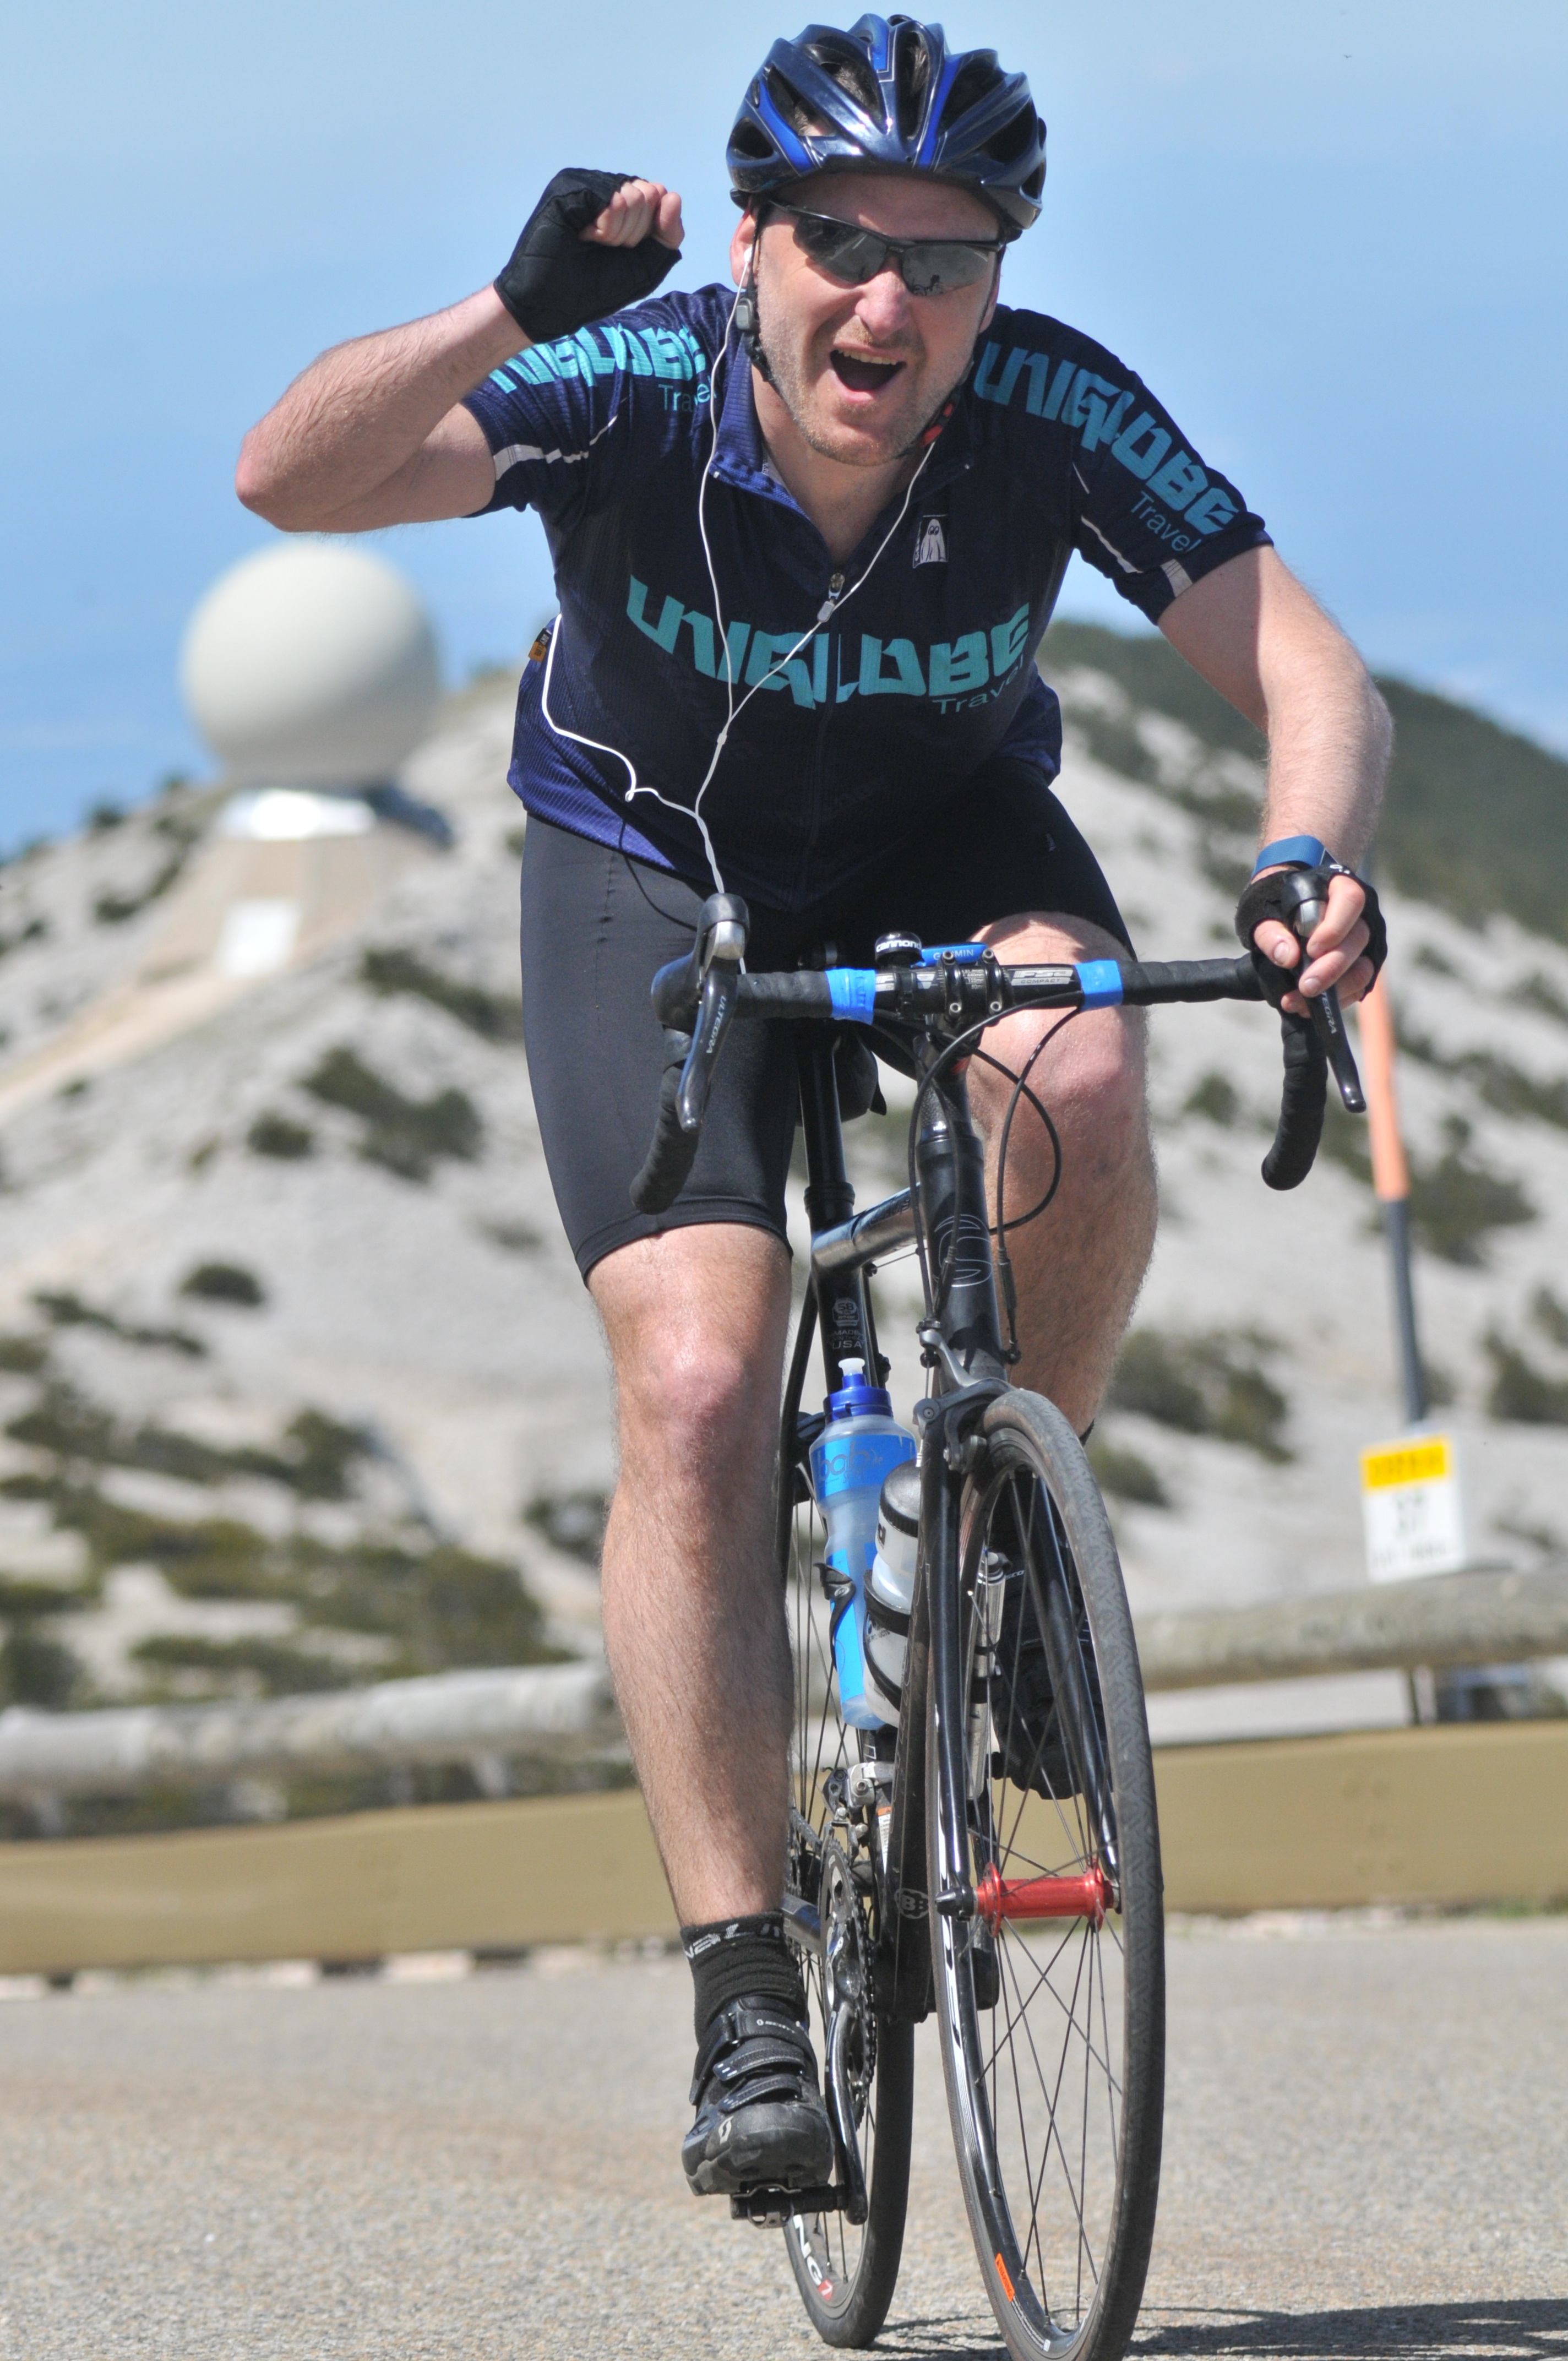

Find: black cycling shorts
<box><xmin>519</xmin><ymin>758</ymin><xmax>1131</xmax><ymax>1280</ymax></box>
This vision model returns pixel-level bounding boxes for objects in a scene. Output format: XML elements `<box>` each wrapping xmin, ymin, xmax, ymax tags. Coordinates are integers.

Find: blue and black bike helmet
<box><xmin>728</xmin><ymin>14</ymin><xmax>1045</xmax><ymax>238</ymax></box>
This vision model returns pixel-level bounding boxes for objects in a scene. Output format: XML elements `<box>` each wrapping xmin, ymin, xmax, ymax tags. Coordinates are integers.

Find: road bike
<box><xmin>631</xmin><ymin>888</ymin><xmax>1362</xmax><ymax>2360</ymax></box>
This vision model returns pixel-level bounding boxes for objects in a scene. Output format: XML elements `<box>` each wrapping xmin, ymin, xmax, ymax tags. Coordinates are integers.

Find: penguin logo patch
<box><xmin>913</xmin><ymin>515</ymin><xmax>947</xmax><ymax>567</ymax></box>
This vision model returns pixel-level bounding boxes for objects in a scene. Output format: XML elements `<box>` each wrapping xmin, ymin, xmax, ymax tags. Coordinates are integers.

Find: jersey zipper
<box><xmin>801</xmin><ymin>572</ymin><xmax>846</xmax><ymax>907</ymax></box>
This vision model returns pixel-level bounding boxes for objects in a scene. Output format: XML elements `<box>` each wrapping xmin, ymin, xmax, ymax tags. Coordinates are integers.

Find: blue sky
<box><xmin>3</xmin><ymin>1</ymin><xmax>1565</xmax><ymax>846</ymax></box>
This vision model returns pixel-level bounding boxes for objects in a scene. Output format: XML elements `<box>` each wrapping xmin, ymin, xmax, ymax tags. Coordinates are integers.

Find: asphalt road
<box><xmin>1</xmin><ymin>1915</ymin><xmax>1564</xmax><ymax>2360</ymax></box>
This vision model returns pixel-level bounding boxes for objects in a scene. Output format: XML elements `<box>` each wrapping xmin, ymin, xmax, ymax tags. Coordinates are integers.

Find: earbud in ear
<box><xmin>733</xmin><ymin>269</ymin><xmax>774</xmax><ymax>384</ymax></box>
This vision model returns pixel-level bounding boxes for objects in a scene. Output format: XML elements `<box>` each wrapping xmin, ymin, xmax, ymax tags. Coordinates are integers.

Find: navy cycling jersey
<box><xmin>462</xmin><ymin>284</ymin><xmax>1268</xmax><ymax>912</ymax></box>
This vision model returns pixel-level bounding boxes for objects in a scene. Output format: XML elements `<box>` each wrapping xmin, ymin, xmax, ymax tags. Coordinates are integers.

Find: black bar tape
<box><xmin>1114</xmin><ymin>955</ymin><xmax>1263</xmax><ymax>1007</ymax></box>
<box><xmin>630</xmin><ymin>1029</ymin><xmax>699</xmax><ymax>1213</ymax></box>
<box><xmin>731</xmin><ymin>972</ymin><xmax>837</xmax><ymax>1016</ymax></box>
<box><xmin>1261</xmin><ymin>1011</ymin><xmax>1327</xmax><ymax>1190</ymax></box>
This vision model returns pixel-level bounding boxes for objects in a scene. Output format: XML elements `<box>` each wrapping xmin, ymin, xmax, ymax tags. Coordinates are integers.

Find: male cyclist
<box><xmin>238</xmin><ymin>16</ymin><xmax>1389</xmax><ymax>2204</ymax></box>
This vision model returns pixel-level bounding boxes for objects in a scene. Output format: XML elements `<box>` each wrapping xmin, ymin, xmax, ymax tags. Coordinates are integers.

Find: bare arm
<box><xmin>1160</xmin><ymin>545</ymin><xmax>1392</xmax><ymax>1010</ymax></box>
<box><xmin>235</xmin><ymin>179</ymin><xmax>683</xmax><ymax>535</ymax></box>
<box><xmin>236</xmin><ymin>286</ymin><xmax>522</xmax><ymax>532</ymax></box>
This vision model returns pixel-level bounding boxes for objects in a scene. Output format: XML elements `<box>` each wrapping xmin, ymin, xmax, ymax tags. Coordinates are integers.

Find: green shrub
<box><xmin>1109</xmin><ymin>1328</ymin><xmax>1292</xmax><ymax>1460</ymax></box>
<box><xmin>0</xmin><ymin>913</ymin><xmax>49</xmax><ymax>961</ymax></box>
<box><xmin>1320</xmin><ymin>1111</ymin><xmax>1536</xmax><ymax>1265</ymax></box>
<box><xmin>92</xmin><ymin>847</ymin><xmax>189</xmax><ymax>924</ymax></box>
<box><xmin>32</xmin><ymin>1289</ymin><xmax>205</xmax><ymax>1358</ymax></box>
<box><xmin>1182</xmin><ymin>1071</ymin><xmax>1241</xmax><ymax>1127</ymax></box>
<box><xmin>481</xmin><ymin>1219</ymin><xmax>543</xmax><ymax>1254</ymax></box>
<box><xmin>302</xmin><ymin>1047</ymin><xmax>483</xmax><ymax>1182</ymax></box>
<box><xmin>0</xmin><ymin>1576</ymin><xmax>85</xmax><ymax>1620</ymax></box>
<box><xmin>360</xmin><ymin>946</ymin><xmax>522</xmax><ymax>1043</ymax></box>
<box><xmin>1408</xmin><ymin>1125</ymin><xmax>1536</xmax><ymax>1265</ymax></box>
<box><xmin>524</xmin><ymin>1489</ymin><xmax>611</xmax><ymax>1566</ymax></box>
<box><xmin>5</xmin><ymin>1383</ymin><xmax>369</xmax><ymax>1500</ymax></box>
<box><xmin>1533</xmin><ymin>1286</ymin><xmax>1568</xmax><ymax>1348</ymax></box>
<box><xmin>1088</xmin><ymin>1441</ymin><xmax>1170</xmax><ymax>1508</ymax></box>
<box><xmin>247</xmin><ymin>1112</ymin><xmax>314</xmax><ymax>1160</ymax></box>
<box><xmin>284</xmin><ymin>1410</ymin><xmax>373</xmax><ymax>1500</ymax></box>
<box><xmin>1485</xmin><ymin>1336</ymin><xmax>1568</xmax><ymax>1426</ymax></box>
<box><xmin>129</xmin><ymin>1634</ymin><xmax>349</xmax><ymax>1699</ymax></box>
<box><xmin>6</xmin><ymin>1467</ymin><xmax>561</xmax><ymax>1675</ymax></box>
<box><xmin>0</xmin><ymin>1629</ymin><xmax>81</xmax><ymax>1710</ymax></box>
<box><xmin>1509</xmin><ymin>971</ymin><xmax>1568</xmax><ymax>1025</ymax></box>
<box><xmin>179</xmin><ymin>1261</ymin><xmax>265</xmax><ymax>1308</ymax></box>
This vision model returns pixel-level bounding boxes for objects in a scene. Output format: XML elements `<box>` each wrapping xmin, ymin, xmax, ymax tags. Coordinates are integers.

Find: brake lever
<box><xmin>677</xmin><ymin>962</ymin><xmax>741</xmax><ymax>1131</ymax></box>
<box><xmin>1292</xmin><ymin>885</ymin><xmax>1366</xmax><ymax>1114</ymax></box>
<box><xmin>674</xmin><ymin>896</ymin><xmax>749</xmax><ymax>1133</ymax></box>
<box><xmin>650</xmin><ymin>893</ymin><xmax>750</xmax><ymax>1030</ymax></box>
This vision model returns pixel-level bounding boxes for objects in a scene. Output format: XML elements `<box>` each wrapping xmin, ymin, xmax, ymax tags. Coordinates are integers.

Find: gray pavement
<box><xmin>0</xmin><ymin>1915</ymin><xmax>1564</xmax><ymax>2359</ymax></box>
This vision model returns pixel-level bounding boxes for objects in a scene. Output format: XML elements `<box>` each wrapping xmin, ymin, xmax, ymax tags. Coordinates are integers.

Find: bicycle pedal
<box><xmin>729</xmin><ymin>2183</ymin><xmax>843</xmax><ymax>2227</ymax></box>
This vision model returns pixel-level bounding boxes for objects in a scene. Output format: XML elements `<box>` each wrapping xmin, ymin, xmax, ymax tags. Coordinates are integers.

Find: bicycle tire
<box><xmin>783</xmin><ymin>1471</ymin><xmax>913</xmax><ymax>2347</ymax></box>
<box><xmin>926</xmin><ymin>1387</ymin><xmax>1164</xmax><ymax>2361</ymax></box>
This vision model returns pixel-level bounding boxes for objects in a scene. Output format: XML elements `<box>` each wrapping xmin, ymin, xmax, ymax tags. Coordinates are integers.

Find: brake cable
<box><xmin>898</xmin><ymin>1003</ymin><xmax>1077</xmax><ymax>1354</ymax></box>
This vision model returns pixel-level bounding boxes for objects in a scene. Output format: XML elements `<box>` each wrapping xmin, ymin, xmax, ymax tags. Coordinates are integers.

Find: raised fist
<box><xmin>495</xmin><ymin>170</ymin><xmax>683</xmax><ymax>345</ymax></box>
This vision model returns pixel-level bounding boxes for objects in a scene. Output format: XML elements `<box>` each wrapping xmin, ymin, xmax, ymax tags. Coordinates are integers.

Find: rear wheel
<box><xmin>783</xmin><ymin>1462</ymin><xmax>913</xmax><ymax>2347</ymax></box>
<box><xmin>927</xmin><ymin>1388</ymin><xmax>1164</xmax><ymax>2361</ymax></box>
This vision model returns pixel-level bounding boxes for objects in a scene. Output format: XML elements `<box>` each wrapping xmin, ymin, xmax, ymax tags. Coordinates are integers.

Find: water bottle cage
<box><xmin>815</xmin><ymin>1561</ymin><xmax>856</xmax><ymax>1629</ymax></box>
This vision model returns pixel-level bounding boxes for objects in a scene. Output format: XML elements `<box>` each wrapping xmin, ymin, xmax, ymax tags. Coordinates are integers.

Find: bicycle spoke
<box><xmin>934</xmin><ymin>1398</ymin><xmax>1163</xmax><ymax>2361</ymax></box>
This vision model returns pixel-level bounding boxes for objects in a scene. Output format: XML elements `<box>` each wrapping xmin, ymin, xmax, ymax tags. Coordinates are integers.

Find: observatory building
<box><xmin>0</xmin><ymin>542</ymin><xmax>448</xmax><ymax>1119</ymax></box>
<box><xmin>162</xmin><ymin>541</ymin><xmax>447</xmax><ymax>983</ymax></box>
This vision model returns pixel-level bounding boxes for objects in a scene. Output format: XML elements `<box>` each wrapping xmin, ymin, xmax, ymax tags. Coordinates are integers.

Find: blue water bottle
<box><xmin>809</xmin><ymin>1359</ymin><xmax>916</xmax><ymax>1729</ymax></box>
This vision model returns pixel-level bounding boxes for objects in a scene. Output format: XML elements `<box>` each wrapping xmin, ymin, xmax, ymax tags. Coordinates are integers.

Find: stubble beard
<box><xmin>756</xmin><ymin>304</ymin><xmax>966</xmax><ymax>467</ymax></box>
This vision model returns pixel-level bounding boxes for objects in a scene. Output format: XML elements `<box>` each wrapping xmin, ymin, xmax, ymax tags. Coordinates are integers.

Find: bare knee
<box><xmin>591</xmin><ymin>1226</ymin><xmax>790</xmax><ymax>1471</ymax></box>
<box><xmin>619</xmin><ymin>1324</ymin><xmax>774</xmax><ymax>1467</ymax></box>
<box><xmin>973</xmin><ymin>912</ymin><xmax>1146</xmax><ymax>1140</ymax></box>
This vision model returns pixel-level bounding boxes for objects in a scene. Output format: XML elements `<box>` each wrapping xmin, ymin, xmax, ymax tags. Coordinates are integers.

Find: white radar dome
<box><xmin>180</xmin><ymin>541</ymin><xmax>440</xmax><ymax>788</ymax></box>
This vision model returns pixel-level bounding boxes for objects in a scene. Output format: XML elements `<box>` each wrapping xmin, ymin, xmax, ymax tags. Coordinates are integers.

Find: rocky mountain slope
<box><xmin>3</xmin><ymin>643</ymin><xmax>1566</xmax><ymax>1804</ymax></box>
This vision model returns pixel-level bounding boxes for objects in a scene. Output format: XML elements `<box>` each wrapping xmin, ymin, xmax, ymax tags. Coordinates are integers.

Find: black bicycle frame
<box><xmin>780</xmin><ymin>1021</ymin><xmax>1012</xmax><ymax>2023</ymax></box>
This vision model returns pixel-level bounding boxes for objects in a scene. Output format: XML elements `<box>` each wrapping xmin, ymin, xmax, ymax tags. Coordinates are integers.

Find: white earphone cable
<box><xmin>539</xmin><ymin>263</ymin><xmax>938</xmax><ymax>900</ymax></box>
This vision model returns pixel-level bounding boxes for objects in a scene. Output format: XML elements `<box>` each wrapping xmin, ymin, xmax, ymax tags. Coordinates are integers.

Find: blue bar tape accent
<box><xmin>1253</xmin><ymin>835</ymin><xmax>1329</xmax><ymax>874</ymax></box>
<box><xmin>916</xmin><ymin>942</ymin><xmax>988</xmax><ymax>966</ymax></box>
<box><xmin>826</xmin><ymin>967</ymin><xmax>877</xmax><ymax>1022</ymax></box>
<box><xmin>1076</xmin><ymin>960</ymin><xmax>1124</xmax><ymax>1009</ymax></box>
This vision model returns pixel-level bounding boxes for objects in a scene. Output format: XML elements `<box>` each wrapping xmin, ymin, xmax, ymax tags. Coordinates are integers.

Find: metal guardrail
<box><xmin>0</xmin><ymin>1566</ymin><xmax>1563</xmax><ymax>1804</ymax></box>
<box><xmin>1136</xmin><ymin>1563</ymin><xmax>1568</xmax><ymax>1691</ymax></box>
<box><xmin>0</xmin><ymin>1663</ymin><xmax>617</xmax><ymax>1802</ymax></box>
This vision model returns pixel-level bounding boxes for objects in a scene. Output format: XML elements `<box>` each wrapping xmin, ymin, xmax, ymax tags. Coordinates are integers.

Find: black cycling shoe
<box><xmin>681</xmin><ymin>1996</ymin><xmax>834</xmax><ymax>2197</ymax></box>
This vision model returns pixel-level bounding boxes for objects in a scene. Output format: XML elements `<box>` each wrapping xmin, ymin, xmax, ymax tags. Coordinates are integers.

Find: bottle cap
<box><xmin>826</xmin><ymin>1357</ymin><xmax>892</xmax><ymax>1420</ymax></box>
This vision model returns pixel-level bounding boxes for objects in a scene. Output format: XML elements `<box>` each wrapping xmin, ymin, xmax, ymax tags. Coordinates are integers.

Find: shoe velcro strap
<box><xmin>708</xmin><ymin>2037</ymin><xmax>811</xmax><ymax>2090</ymax></box>
<box><xmin>689</xmin><ymin>1998</ymin><xmax>812</xmax><ymax>2105</ymax></box>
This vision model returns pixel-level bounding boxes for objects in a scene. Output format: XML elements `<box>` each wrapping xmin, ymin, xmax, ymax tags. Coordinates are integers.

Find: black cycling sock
<box><xmin>680</xmin><ymin>1912</ymin><xmax>805</xmax><ymax>2042</ymax></box>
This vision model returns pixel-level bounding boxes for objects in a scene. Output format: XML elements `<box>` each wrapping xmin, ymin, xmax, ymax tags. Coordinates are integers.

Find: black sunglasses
<box><xmin>767</xmin><ymin>202</ymin><xmax>1006</xmax><ymax>298</ymax></box>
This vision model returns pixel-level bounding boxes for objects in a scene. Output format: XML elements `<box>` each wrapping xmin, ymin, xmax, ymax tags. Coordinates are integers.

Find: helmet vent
<box><xmin>987</xmin><ymin>106</ymin><xmax>1040</xmax><ymax>168</ymax></box>
<box><xmin>803</xmin><ymin>37</ymin><xmax>884</xmax><ymax>126</ymax></box>
<box><xmin>938</xmin><ymin>51</ymin><xmax>1003</xmax><ymax>134</ymax></box>
<box><xmin>729</xmin><ymin>118</ymin><xmax>775</xmax><ymax>164</ymax></box>
<box><xmin>890</xmin><ymin>21</ymin><xmax>932</xmax><ymax>143</ymax></box>
<box><xmin>763</xmin><ymin>63</ymin><xmax>835</xmax><ymax>141</ymax></box>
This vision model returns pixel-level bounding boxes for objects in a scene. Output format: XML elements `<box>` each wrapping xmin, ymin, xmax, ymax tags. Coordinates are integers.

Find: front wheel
<box><xmin>783</xmin><ymin>1463</ymin><xmax>913</xmax><ymax>2346</ymax></box>
<box><xmin>927</xmin><ymin>1388</ymin><xmax>1164</xmax><ymax>2361</ymax></box>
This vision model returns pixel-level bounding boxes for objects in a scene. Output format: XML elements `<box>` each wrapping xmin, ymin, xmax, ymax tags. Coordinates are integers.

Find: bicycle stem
<box><xmin>913</xmin><ymin>1048</ymin><xmax>1010</xmax><ymax>1391</ymax></box>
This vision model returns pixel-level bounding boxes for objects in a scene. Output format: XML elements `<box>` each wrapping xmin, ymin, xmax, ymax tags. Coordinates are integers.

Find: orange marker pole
<box><xmin>1354</xmin><ymin>974</ymin><xmax>1427</xmax><ymax>1424</ymax></box>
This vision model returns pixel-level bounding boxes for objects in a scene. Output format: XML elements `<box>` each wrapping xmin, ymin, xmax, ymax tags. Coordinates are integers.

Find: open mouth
<box><xmin>829</xmin><ymin>349</ymin><xmax>905</xmax><ymax>396</ymax></box>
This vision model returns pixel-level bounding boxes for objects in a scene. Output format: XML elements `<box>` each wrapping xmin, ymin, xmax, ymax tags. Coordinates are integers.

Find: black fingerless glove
<box><xmin>1234</xmin><ymin>861</ymin><xmax>1387</xmax><ymax>1010</ymax></box>
<box><xmin>494</xmin><ymin>168</ymin><xmax>679</xmax><ymax>344</ymax></box>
